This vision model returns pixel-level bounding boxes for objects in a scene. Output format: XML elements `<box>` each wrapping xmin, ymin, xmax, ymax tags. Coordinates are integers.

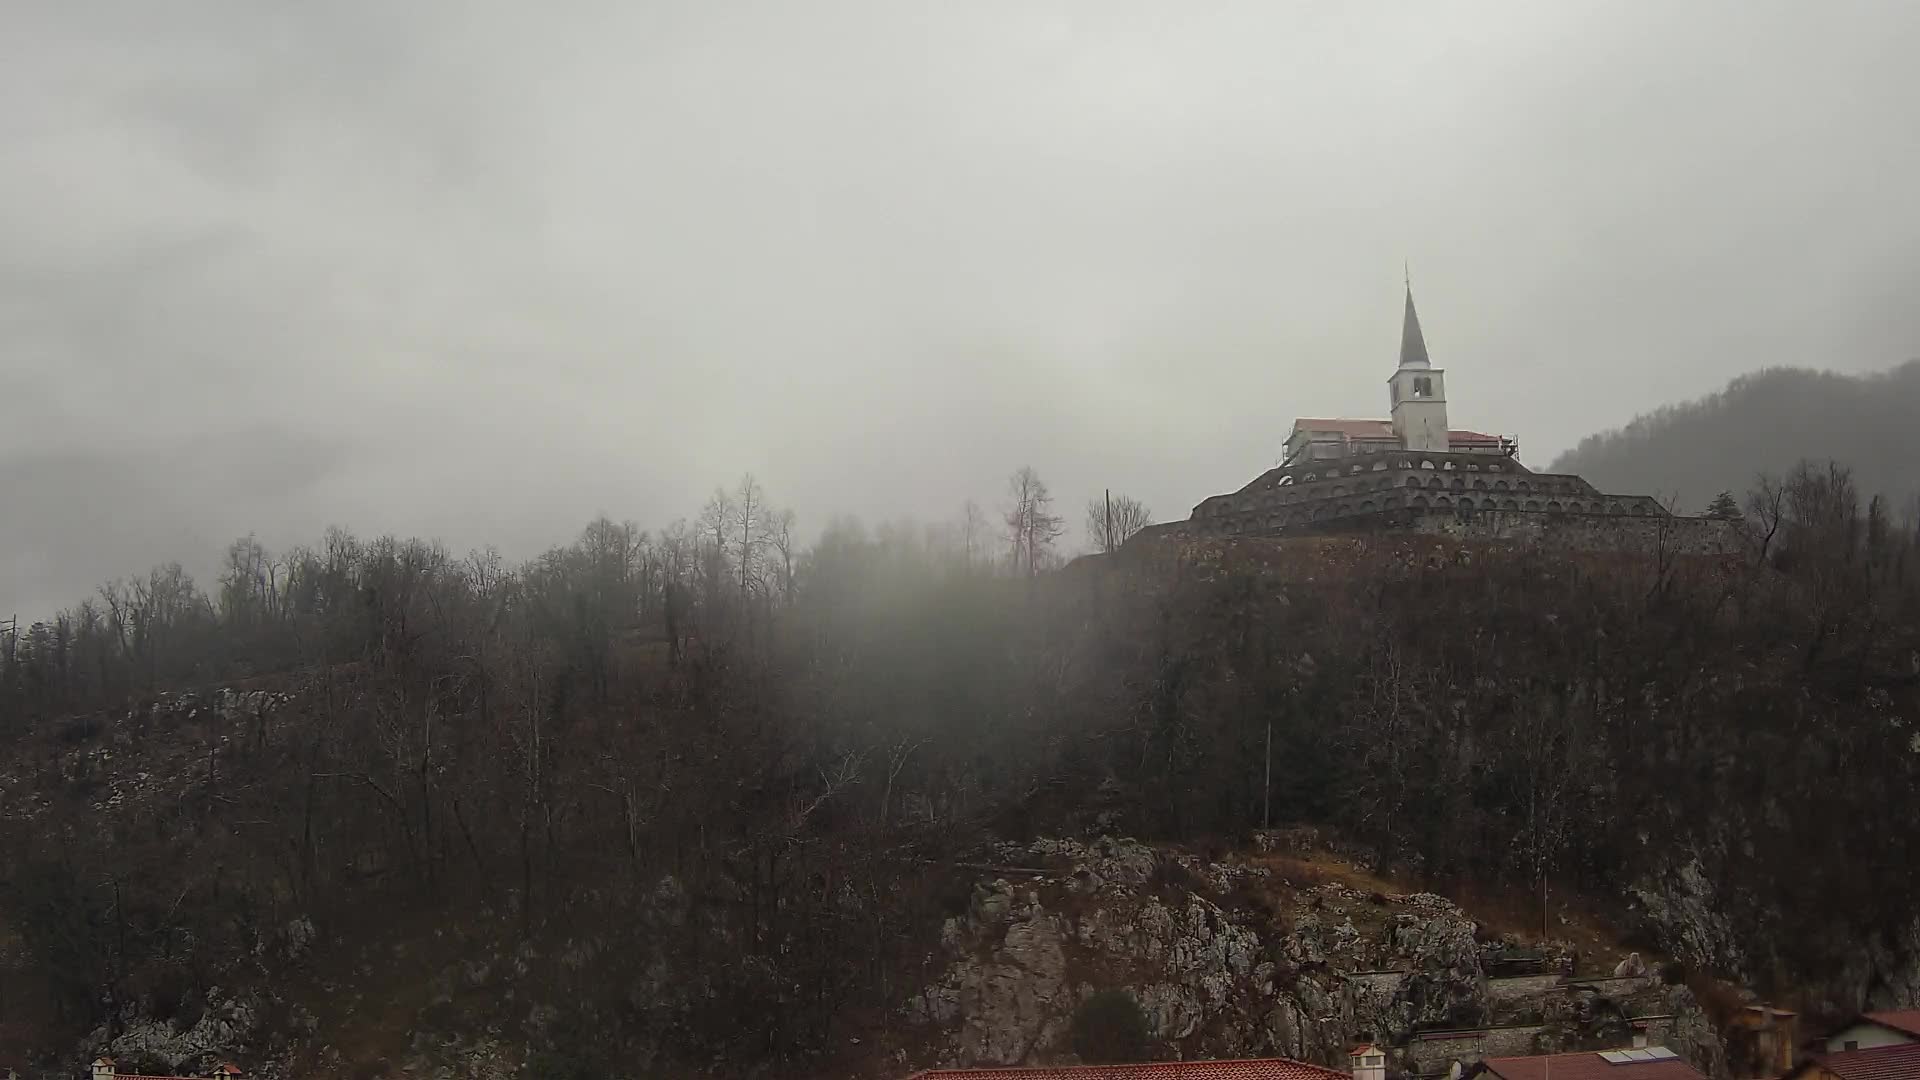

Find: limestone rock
<box><xmin>1663</xmin><ymin>985</ymin><xmax>1729</xmax><ymax>1080</ymax></box>
<box><xmin>89</xmin><ymin>990</ymin><xmax>259</xmax><ymax>1074</ymax></box>
<box><xmin>949</xmin><ymin>911</ymin><xmax>1071</xmax><ymax>1065</ymax></box>
<box><xmin>1630</xmin><ymin>858</ymin><xmax>1743</xmax><ymax>977</ymax></box>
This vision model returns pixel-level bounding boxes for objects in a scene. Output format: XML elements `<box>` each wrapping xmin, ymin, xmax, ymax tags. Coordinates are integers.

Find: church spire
<box><xmin>1399</xmin><ymin>278</ymin><xmax>1430</xmax><ymax>369</ymax></box>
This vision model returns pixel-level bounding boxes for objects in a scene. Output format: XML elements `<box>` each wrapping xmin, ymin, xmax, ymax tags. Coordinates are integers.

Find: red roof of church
<box><xmin>1481</xmin><ymin>1051</ymin><xmax>1705</xmax><ymax>1080</ymax></box>
<box><xmin>1292</xmin><ymin>418</ymin><xmax>1398</xmax><ymax>439</ymax></box>
<box><xmin>1290</xmin><ymin>418</ymin><xmax>1505</xmax><ymax>444</ymax></box>
<box><xmin>1809</xmin><ymin>1043</ymin><xmax>1920</xmax><ymax>1080</ymax></box>
<box><xmin>906</xmin><ymin>1059</ymin><xmax>1352</xmax><ymax>1080</ymax></box>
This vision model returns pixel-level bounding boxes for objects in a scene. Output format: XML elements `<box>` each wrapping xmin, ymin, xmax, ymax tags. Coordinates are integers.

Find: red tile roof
<box><xmin>1867</xmin><ymin>1012</ymin><xmax>1920</xmax><ymax>1039</ymax></box>
<box><xmin>1814</xmin><ymin>1043</ymin><xmax>1920</xmax><ymax>1080</ymax></box>
<box><xmin>1289</xmin><ymin>418</ymin><xmax>1505</xmax><ymax>444</ymax></box>
<box><xmin>1482</xmin><ymin>1051</ymin><xmax>1706</xmax><ymax>1080</ymax></box>
<box><xmin>906</xmin><ymin>1059</ymin><xmax>1352</xmax><ymax>1080</ymax></box>
<box><xmin>1293</xmin><ymin>418</ymin><xmax>1399</xmax><ymax>439</ymax></box>
<box><xmin>94</xmin><ymin>1064</ymin><xmax>239</xmax><ymax>1080</ymax></box>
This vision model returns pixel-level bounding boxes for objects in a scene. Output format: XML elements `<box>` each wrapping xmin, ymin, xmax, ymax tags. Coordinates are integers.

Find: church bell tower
<box><xmin>1389</xmin><ymin>282</ymin><xmax>1450</xmax><ymax>452</ymax></box>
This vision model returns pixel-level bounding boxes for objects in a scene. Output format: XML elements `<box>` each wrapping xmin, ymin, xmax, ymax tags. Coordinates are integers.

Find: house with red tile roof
<box><xmin>904</xmin><ymin>1049</ymin><xmax>1365</xmax><ymax>1080</ymax></box>
<box><xmin>1787</xmin><ymin>1041</ymin><xmax>1920</xmax><ymax>1080</ymax></box>
<box><xmin>910</xmin><ymin>1045</ymin><xmax>1382</xmax><ymax>1076</ymax></box>
<box><xmin>91</xmin><ymin>1056</ymin><xmax>244</xmax><ymax>1080</ymax></box>
<box><xmin>1822</xmin><ymin>1012</ymin><xmax>1920</xmax><ymax>1055</ymax></box>
<box><xmin>1469</xmin><ymin>1047</ymin><xmax>1705</xmax><ymax>1080</ymax></box>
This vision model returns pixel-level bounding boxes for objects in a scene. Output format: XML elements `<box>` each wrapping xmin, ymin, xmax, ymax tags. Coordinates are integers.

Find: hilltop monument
<box><xmin>1136</xmin><ymin>284</ymin><xmax>1735</xmax><ymax>552</ymax></box>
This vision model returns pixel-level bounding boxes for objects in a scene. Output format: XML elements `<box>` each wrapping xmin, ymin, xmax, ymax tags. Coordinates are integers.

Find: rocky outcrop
<box><xmin>85</xmin><ymin>990</ymin><xmax>261</xmax><ymax>1075</ymax></box>
<box><xmin>1662</xmin><ymin>985</ymin><xmax>1727</xmax><ymax>1080</ymax></box>
<box><xmin>916</xmin><ymin>879</ymin><xmax>1072</xmax><ymax>1064</ymax></box>
<box><xmin>912</xmin><ymin>841</ymin><xmax>1501</xmax><ymax>1071</ymax></box>
<box><xmin>907</xmin><ymin>839</ymin><xmax>1731</xmax><ymax>1079</ymax></box>
<box><xmin>1632</xmin><ymin>849</ymin><xmax>1920</xmax><ymax>1020</ymax></box>
<box><xmin>1629</xmin><ymin>859</ymin><xmax>1744</xmax><ymax>978</ymax></box>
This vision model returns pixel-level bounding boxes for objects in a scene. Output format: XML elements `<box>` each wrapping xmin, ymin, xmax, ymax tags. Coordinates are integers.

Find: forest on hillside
<box><xmin>1</xmin><ymin>462</ymin><xmax>1918</xmax><ymax>1076</ymax></box>
<box><xmin>1550</xmin><ymin>361</ymin><xmax>1920</xmax><ymax>513</ymax></box>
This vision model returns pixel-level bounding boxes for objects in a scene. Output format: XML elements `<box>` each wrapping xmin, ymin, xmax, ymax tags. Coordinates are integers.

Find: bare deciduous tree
<box><xmin>1084</xmin><ymin>492</ymin><xmax>1153</xmax><ymax>554</ymax></box>
<box><xmin>733</xmin><ymin>474</ymin><xmax>767</xmax><ymax>603</ymax></box>
<box><xmin>1003</xmin><ymin>466</ymin><xmax>1064</xmax><ymax>577</ymax></box>
<box><xmin>762</xmin><ymin>507</ymin><xmax>798</xmax><ymax>604</ymax></box>
<box><xmin>960</xmin><ymin>499</ymin><xmax>989</xmax><ymax>569</ymax></box>
<box><xmin>1746</xmin><ymin>474</ymin><xmax>1788</xmax><ymax>561</ymax></box>
<box><xmin>698</xmin><ymin>488</ymin><xmax>736</xmax><ymax>613</ymax></box>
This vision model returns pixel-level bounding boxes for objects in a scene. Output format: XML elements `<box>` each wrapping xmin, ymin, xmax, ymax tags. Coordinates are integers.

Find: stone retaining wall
<box><xmin>1405</xmin><ymin>511</ymin><xmax>1742</xmax><ymax>556</ymax></box>
<box><xmin>1565</xmin><ymin>975</ymin><xmax>1661</xmax><ymax>998</ymax></box>
<box><xmin>1138</xmin><ymin>507</ymin><xmax>1745</xmax><ymax>558</ymax></box>
<box><xmin>1402</xmin><ymin>1025</ymin><xmax>1554</xmax><ymax>1075</ymax></box>
<box><xmin>1487</xmin><ymin>973</ymin><xmax>1567</xmax><ymax>1004</ymax></box>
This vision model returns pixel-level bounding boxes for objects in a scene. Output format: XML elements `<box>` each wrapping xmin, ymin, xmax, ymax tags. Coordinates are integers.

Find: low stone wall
<box><xmin>1405</xmin><ymin>510</ymin><xmax>1743</xmax><ymax>556</ymax></box>
<box><xmin>1402</xmin><ymin>1025</ymin><xmax>1553</xmax><ymax>1075</ymax></box>
<box><xmin>1565</xmin><ymin>975</ymin><xmax>1660</xmax><ymax>998</ymax></box>
<box><xmin>1344</xmin><ymin>968</ymin><xmax>1411</xmax><ymax>1022</ymax></box>
<box><xmin>1348</xmin><ymin>969</ymin><xmax>1411</xmax><ymax>991</ymax></box>
<box><xmin>1487</xmin><ymin>973</ymin><xmax>1566</xmax><ymax>1004</ymax></box>
<box><xmin>1139</xmin><ymin>504</ymin><xmax>1746</xmax><ymax>557</ymax></box>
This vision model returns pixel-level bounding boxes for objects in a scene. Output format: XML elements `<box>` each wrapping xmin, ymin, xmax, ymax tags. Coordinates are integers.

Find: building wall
<box><xmin>1391</xmin><ymin>368</ymin><xmax>1450</xmax><ymax>453</ymax></box>
<box><xmin>1824</xmin><ymin>1024</ymin><xmax>1916</xmax><ymax>1053</ymax></box>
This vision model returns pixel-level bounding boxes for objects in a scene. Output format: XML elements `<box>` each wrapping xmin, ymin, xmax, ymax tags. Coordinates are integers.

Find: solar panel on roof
<box><xmin>1646</xmin><ymin>1049</ymin><xmax>1677</xmax><ymax>1061</ymax></box>
<box><xmin>1601</xmin><ymin>1052</ymin><xmax>1632</xmax><ymax>1063</ymax></box>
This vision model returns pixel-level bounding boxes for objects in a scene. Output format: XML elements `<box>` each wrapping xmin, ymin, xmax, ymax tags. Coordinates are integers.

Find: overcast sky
<box><xmin>4</xmin><ymin>0</ymin><xmax>1919</xmax><ymax>619</ymax></box>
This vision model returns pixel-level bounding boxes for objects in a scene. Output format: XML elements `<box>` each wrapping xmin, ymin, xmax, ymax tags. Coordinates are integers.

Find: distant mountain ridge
<box><xmin>1550</xmin><ymin>361</ymin><xmax>1920</xmax><ymax>514</ymax></box>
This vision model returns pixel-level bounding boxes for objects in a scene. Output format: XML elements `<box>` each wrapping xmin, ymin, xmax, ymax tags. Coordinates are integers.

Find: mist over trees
<box><xmin>1550</xmin><ymin>361</ymin><xmax>1920</xmax><ymax>514</ymax></box>
<box><xmin>0</xmin><ymin>467</ymin><xmax>1115</xmax><ymax>710</ymax></box>
<box><xmin>2</xmin><ymin>459</ymin><xmax>1919</xmax><ymax>1073</ymax></box>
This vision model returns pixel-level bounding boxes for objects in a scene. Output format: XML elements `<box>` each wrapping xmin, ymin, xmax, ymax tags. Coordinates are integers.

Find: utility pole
<box><xmin>1105</xmin><ymin>489</ymin><xmax>1113</xmax><ymax>553</ymax></box>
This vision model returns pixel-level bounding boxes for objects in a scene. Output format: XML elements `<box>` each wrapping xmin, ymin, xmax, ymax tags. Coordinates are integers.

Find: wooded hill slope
<box><xmin>1</xmin><ymin>466</ymin><xmax>1918</xmax><ymax>1077</ymax></box>
<box><xmin>1550</xmin><ymin>361</ymin><xmax>1920</xmax><ymax>513</ymax></box>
